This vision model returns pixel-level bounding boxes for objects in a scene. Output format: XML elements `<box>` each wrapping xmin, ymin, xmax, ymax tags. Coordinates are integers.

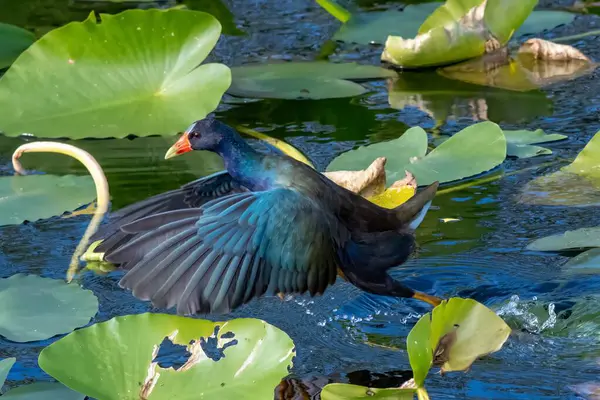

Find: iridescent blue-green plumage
<box><xmin>94</xmin><ymin>117</ymin><xmax>439</xmax><ymax>315</ymax></box>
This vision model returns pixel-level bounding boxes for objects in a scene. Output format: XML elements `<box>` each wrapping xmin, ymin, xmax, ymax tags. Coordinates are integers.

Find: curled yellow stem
<box><xmin>12</xmin><ymin>141</ymin><xmax>110</xmax><ymax>283</ymax></box>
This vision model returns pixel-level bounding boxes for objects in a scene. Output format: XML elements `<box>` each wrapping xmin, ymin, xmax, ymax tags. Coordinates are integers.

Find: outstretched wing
<box><xmin>93</xmin><ymin>171</ymin><xmax>247</xmax><ymax>254</ymax></box>
<box><xmin>104</xmin><ymin>189</ymin><xmax>347</xmax><ymax>315</ymax></box>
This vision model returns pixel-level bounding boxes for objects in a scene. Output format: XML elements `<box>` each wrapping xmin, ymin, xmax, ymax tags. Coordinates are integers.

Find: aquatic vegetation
<box><xmin>503</xmin><ymin>129</ymin><xmax>567</xmax><ymax>158</ymax></box>
<box><xmin>0</xmin><ymin>173</ymin><xmax>95</xmax><ymax>226</ymax></box>
<box><xmin>382</xmin><ymin>0</ymin><xmax>532</xmax><ymax>68</ymax></box>
<box><xmin>322</xmin><ymin>298</ymin><xmax>511</xmax><ymax>399</ymax></box>
<box><xmin>519</xmin><ymin>130</ymin><xmax>600</xmax><ymax>206</ymax></box>
<box><xmin>0</xmin><ymin>23</ymin><xmax>34</xmax><ymax>69</ymax></box>
<box><xmin>0</xmin><ymin>274</ymin><xmax>98</xmax><ymax>342</ymax></box>
<box><xmin>0</xmin><ymin>358</ymin><xmax>15</xmax><ymax>389</ymax></box>
<box><xmin>327</xmin><ymin>122</ymin><xmax>506</xmax><ymax>186</ymax></box>
<box><xmin>0</xmin><ymin>9</ymin><xmax>230</xmax><ymax>138</ymax></box>
<box><xmin>39</xmin><ymin>314</ymin><xmax>295</xmax><ymax>399</ymax></box>
<box><xmin>527</xmin><ymin>227</ymin><xmax>600</xmax><ymax>252</ymax></box>
<box><xmin>562</xmin><ymin>248</ymin><xmax>600</xmax><ymax>275</ymax></box>
<box><xmin>0</xmin><ymin>359</ymin><xmax>83</xmax><ymax>398</ymax></box>
<box><xmin>229</xmin><ymin>62</ymin><xmax>396</xmax><ymax>100</ymax></box>
<box><xmin>317</xmin><ymin>0</ymin><xmax>573</xmax><ymax>47</ymax></box>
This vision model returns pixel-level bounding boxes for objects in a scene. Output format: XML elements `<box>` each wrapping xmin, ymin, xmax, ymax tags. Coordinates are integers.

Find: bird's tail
<box><xmin>394</xmin><ymin>181</ymin><xmax>439</xmax><ymax>230</ymax></box>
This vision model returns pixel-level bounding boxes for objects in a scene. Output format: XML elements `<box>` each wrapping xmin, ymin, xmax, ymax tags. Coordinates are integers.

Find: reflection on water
<box><xmin>388</xmin><ymin>71</ymin><xmax>553</xmax><ymax>126</ymax></box>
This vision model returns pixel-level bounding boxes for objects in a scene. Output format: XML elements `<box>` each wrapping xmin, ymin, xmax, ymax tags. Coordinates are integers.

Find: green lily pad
<box><xmin>327</xmin><ymin>121</ymin><xmax>506</xmax><ymax>186</ymax></box>
<box><xmin>562</xmin><ymin>248</ymin><xmax>600</xmax><ymax>275</ymax></box>
<box><xmin>439</xmin><ymin>51</ymin><xmax>596</xmax><ymax>92</ymax></box>
<box><xmin>0</xmin><ymin>9</ymin><xmax>230</xmax><ymax>139</ymax></box>
<box><xmin>519</xmin><ymin>131</ymin><xmax>600</xmax><ymax>206</ymax></box>
<box><xmin>504</xmin><ymin>128</ymin><xmax>567</xmax><ymax>158</ymax></box>
<box><xmin>408</xmin><ymin>298</ymin><xmax>511</xmax><ymax>381</ymax></box>
<box><xmin>0</xmin><ymin>174</ymin><xmax>96</xmax><ymax>226</ymax></box>
<box><xmin>321</xmin><ymin>384</ymin><xmax>416</xmax><ymax>399</ymax></box>
<box><xmin>0</xmin><ymin>274</ymin><xmax>98</xmax><ymax>342</ymax></box>
<box><xmin>0</xmin><ymin>358</ymin><xmax>16</xmax><ymax>387</ymax></box>
<box><xmin>0</xmin><ymin>23</ymin><xmax>34</xmax><ymax>69</ymax></box>
<box><xmin>332</xmin><ymin>3</ymin><xmax>440</xmax><ymax>45</ymax></box>
<box><xmin>381</xmin><ymin>0</ymin><xmax>537</xmax><ymax>68</ymax></box>
<box><xmin>228</xmin><ymin>62</ymin><xmax>396</xmax><ymax>100</ymax></box>
<box><xmin>527</xmin><ymin>227</ymin><xmax>600</xmax><ymax>252</ymax></box>
<box><xmin>2</xmin><ymin>382</ymin><xmax>84</xmax><ymax>400</ymax></box>
<box><xmin>326</xmin><ymin>126</ymin><xmax>428</xmax><ymax>185</ymax></box>
<box><xmin>407</xmin><ymin>121</ymin><xmax>506</xmax><ymax>185</ymax></box>
<box><xmin>39</xmin><ymin>313</ymin><xmax>295</xmax><ymax>400</ymax></box>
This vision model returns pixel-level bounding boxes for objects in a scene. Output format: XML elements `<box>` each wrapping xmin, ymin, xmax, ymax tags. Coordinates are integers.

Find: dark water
<box><xmin>2</xmin><ymin>0</ymin><xmax>600</xmax><ymax>399</ymax></box>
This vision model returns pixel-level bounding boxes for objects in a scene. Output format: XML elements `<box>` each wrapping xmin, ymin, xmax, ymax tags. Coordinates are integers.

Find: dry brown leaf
<box><xmin>519</xmin><ymin>38</ymin><xmax>591</xmax><ymax>62</ymax></box>
<box><xmin>323</xmin><ymin>157</ymin><xmax>387</xmax><ymax>197</ymax></box>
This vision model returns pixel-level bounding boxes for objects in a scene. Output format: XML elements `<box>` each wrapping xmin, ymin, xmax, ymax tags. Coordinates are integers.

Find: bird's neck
<box><xmin>216</xmin><ymin>133</ymin><xmax>263</xmax><ymax>186</ymax></box>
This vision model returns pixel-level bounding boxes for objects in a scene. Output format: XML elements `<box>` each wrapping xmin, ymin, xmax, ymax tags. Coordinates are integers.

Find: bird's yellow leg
<box><xmin>412</xmin><ymin>291</ymin><xmax>443</xmax><ymax>307</ymax></box>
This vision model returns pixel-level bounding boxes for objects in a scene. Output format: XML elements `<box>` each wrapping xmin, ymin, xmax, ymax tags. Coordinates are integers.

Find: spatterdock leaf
<box><xmin>39</xmin><ymin>314</ymin><xmax>294</xmax><ymax>400</ymax></box>
<box><xmin>0</xmin><ymin>274</ymin><xmax>98</xmax><ymax>342</ymax></box>
<box><xmin>527</xmin><ymin>227</ymin><xmax>600</xmax><ymax>252</ymax></box>
<box><xmin>0</xmin><ymin>9</ymin><xmax>231</xmax><ymax>139</ymax></box>
<box><xmin>381</xmin><ymin>0</ymin><xmax>538</xmax><ymax>69</ymax></box>
<box><xmin>406</xmin><ymin>298</ymin><xmax>511</xmax><ymax>380</ymax></box>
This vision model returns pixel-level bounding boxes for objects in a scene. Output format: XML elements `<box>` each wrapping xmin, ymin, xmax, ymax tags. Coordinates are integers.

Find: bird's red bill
<box><xmin>165</xmin><ymin>135</ymin><xmax>192</xmax><ymax>159</ymax></box>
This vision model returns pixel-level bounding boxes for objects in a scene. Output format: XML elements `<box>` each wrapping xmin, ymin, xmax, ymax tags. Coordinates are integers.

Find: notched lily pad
<box><xmin>327</xmin><ymin>122</ymin><xmax>506</xmax><ymax>186</ymax></box>
<box><xmin>519</xmin><ymin>131</ymin><xmax>600</xmax><ymax>206</ymax></box>
<box><xmin>0</xmin><ymin>9</ymin><xmax>231</xmax><ymax>139</ymax></box>
<box><xmin>0</xmin><ymin>174</ymin><xmax>96</xmax><ymax>226</ymax></box>
<box><xmin>0</xmin><ymin>274</ymin><xmax>98</xmax><ymax>342</ymax></box>
<box><xmin>39</xmin><ymin>313</ymin><xmax>295</xmax><ymax>400</ymax></box>
<box><xmin>503</xmin><ymin>128</ymin><xmax>567</xmax><ymax>158</ymax></box>
<box><xmin>408</xmin><ymin>298</ymin><xmax>511</xmax><ymax>380</ymax></box>
<box><xmin>228</xmin><ymin>62</ymin><xmax>395</xmax><ymax>100</ymax></box>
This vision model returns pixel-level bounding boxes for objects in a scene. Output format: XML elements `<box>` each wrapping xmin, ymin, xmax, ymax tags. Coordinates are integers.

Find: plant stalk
<box><xmin>12</xmin><ymin>142</ymin><xmax>110</xmax><ymax>283</ymax></box>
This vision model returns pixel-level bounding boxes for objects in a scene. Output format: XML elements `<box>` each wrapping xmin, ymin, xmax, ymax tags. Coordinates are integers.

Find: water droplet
<box><xmin>136</xmin><ymin>27</ymin><xmax>141</xmax><ymax>31</ymax></box>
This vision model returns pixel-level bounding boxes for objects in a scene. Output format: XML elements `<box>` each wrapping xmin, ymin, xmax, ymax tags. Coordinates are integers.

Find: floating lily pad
<box><xmin>527</xmin><ymin>227</ymin><xmax>600</xmax><ymax>252</ymax></box>
<box><xmin>382</xmin><ymin>0</ymin><xmax>537</xmax><ymax>68</ymax></box>
<box><xmin>326</xmin><ymin>126</ymin><xmax>428</xmax><ymax>185</ymax></box>
<box><xmin>327</xmin><ymin>122</ymin><xmax>506</xmax><ymax>186</ymax></box>
<box><xmin>0</xmin><ymin>174</ymin><xmax>96</xmax><ymax>226</ymax></box>
<box><xmin>519</xmin><ymin>131</ymin><xmax>600</xmax><ymax>206</ymax></box>
<box><xmin>0</xmin><ymin>275</ymin><xmax>98</xmax><ymax>342</ymax></box>
<box><xmin>332</xmin><ymin>3</ymin><xmax>440</xmax><ymax>45</ymax></box>
<box><xmin>2</xmin><ymin>382</ymin><xmax>84</xmax><ymax>400</ymax></box>
<box><xmin>0</xmin><ymin>9</ymin><xmax>230</xmax><ymax>139</ymax></box>
<box><xmin>0</xmin><ymin>23</ymin><xmax>34</xmax><ymax>69</ymax></box>
<box><xmin>0</xmin><ymin>358</ymin><xmax>15</xmax><ymax>387</ymax></box>
<box><xmin>504</xmin><ymin>128</ymin><xmax>567</xmax><ymax>158</ymax></box>
<box><xmin>39</xmin><ymin>313</ymin><xmax>295</xmax><ymax>400</ymax></box>
<box><xmin>563</xmin><ymin>248</ymin><xmax>600</xmax><ymax>275</ymax></box>
<box><xmin>321</xmin><ymin>384</ymin><xmax>415</xmax><ymax>399</ymax></box>
<box><xmin>408</xmin><ymin>298</ymin><xmax>511</xmax><ymax>381</ymax></box>
<box><xmin>228</xmin><ymin>62</ymin><xmax>395</xmax><ymax>100</ymax></box>
<box><xmin>439</xmin><ymin>51</ymin><xmax>596</xmax><ymax>91</ymax></box>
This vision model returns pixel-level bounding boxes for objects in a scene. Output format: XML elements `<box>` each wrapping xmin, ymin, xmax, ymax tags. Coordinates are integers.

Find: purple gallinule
<box><xmin>93</xmin><ymin>117</ymin><xmax>442</xmax><ymax>315</ymax></box>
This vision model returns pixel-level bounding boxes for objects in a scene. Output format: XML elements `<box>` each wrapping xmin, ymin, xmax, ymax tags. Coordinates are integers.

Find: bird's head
<box><xmin>165</xmin><ymin>116</ymin><xmax>226</xmax><ymax>159</ymax></box>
